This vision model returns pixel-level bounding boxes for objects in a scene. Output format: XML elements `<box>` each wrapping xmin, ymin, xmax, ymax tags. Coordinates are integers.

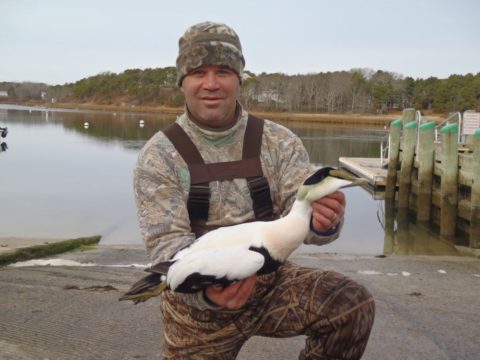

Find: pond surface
<box><xmin>0</xmin><ymin>104</ymin><xmax>460</xmax><ymax>256</ymax></box>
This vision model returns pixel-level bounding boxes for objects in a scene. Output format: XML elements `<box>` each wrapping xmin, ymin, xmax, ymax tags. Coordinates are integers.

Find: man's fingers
<box><xmin>225</xmin><ymin>276</ymin><xmax>257</xmax><ymax>309</ymax></box>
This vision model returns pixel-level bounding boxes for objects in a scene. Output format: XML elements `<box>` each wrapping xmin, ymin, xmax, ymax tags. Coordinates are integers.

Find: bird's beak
<box><xmin>329</xmin><ymin>169</ymin><xmax>368</xmax><ymax>188</ymax></box>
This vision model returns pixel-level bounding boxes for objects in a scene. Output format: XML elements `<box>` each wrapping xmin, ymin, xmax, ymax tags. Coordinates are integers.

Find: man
<box><xmin>134</xmin><ymin>21</ymin><xmax>374</xmax><ymax>359</ymax></box>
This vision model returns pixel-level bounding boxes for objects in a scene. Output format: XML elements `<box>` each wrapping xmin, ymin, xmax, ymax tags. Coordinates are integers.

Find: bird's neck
<box><xmin>262</xmin><ymin>199</ymin><xmax>312</xmax><ymax>261</ymax></box>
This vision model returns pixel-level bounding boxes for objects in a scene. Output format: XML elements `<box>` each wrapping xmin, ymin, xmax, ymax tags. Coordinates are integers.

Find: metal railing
<box><xmin>379</xmin><ymin>111</ymin><xmax>467</xmax><ymax>167</ymax></box>
<box><xmin>380</xmin><ymin>133</ymin><xmax>390</xmax><ymax>167</ymax></box>
<box><xmin>434</xmin><ymin>111</ymin><xmax>462</xmax><ymax>143</ymax></box>
<box><xmin>379</xmin><ymin>110</ymin><xmax>422</xmax><ymax>168</ymax></box>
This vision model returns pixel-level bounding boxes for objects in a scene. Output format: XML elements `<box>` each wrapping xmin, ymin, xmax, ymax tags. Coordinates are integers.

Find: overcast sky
<box><xmin>1</xmin><ymin>0</ymin><xmax>479</xmax><ymax>85</ymax></box>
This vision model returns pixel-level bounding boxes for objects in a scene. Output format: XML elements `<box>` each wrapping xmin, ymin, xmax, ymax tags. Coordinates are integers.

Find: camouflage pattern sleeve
<box><xmin>134</xmin><ymin>128</ymin><xmax>221</xmax><ymax>310</ymax></box>
<box><xmin>133</xmin><ymin>130</ymin><xmax>194</xmax><ymax>264</ymax></box>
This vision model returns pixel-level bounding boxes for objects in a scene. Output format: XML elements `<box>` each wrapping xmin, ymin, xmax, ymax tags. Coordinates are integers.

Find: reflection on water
<box><xmin>0</xmin><ymin>125</ymin><xmax>7</xmax><ymax>152</ymax></box>
<box><xmin>0</xmin><ymin>104</ymin><xmax>464</xmax><ymax>256</ymax></box>
<box><xmin>382</xmin><ymin>200</ymin><xmax>459</xmax><ymax>256</ymax></box>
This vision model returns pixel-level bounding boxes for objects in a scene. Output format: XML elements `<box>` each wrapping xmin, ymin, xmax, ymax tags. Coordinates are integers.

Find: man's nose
<box><xmin>203</xmin><ymin>72</ymin><xmax>220</xmax><ymax>90</ymax></box>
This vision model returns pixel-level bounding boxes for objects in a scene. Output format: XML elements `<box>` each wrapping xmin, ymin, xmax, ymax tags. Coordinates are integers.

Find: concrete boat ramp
<box><xmin>1</xmin><ymin>244</ymin><xmax>480</xmax><ymax>360</ymax></box>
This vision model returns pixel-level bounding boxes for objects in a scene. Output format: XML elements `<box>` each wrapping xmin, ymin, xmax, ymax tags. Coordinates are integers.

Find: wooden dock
<box><xmin>383</xmin><ymin>108</ymin><xmax>480</xmax><ymax>249</ymax></box>
<box><xmin>339</xmin><ymin>108</ymin><xmax>480</xmax><ymax>249</ymax></box>
<box><xmin>339</xmin><ymin>157</ymin><xmax>387</xmax><ymax>190</ymax></box>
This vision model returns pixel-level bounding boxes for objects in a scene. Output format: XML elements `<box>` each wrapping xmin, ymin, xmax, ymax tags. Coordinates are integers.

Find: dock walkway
<box><xmin>339</xmin><ymin>157</ymin><xmax>387</xmax><ymax>190</ymax></box>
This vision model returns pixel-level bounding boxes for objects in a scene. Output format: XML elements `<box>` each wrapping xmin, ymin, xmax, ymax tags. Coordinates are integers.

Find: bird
<box><xmin>119</xmin><ymin>166</ymin><xmax>367</xmax><ymax>304</ymax></box>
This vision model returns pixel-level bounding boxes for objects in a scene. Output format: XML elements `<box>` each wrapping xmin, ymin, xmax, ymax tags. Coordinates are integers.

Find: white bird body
<box><xmin>167</xmin><ymin>200</ymin><xmax>313</xmax><ymax>291</ymax></box>
<box><xmin>120</xmin><ymin>167</ymin><xmax>366</xmax><ymax>302</ymax></box>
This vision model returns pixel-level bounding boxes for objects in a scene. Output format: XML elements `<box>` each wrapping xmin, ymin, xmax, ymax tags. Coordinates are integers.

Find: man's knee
<box><xmin>327</xmin><ymin>277</ymin><xmax>375</xmax><ymax>328</ymax></box>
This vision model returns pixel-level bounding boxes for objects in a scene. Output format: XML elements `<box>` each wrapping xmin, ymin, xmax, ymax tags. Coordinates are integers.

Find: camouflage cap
<box><xmin>176</xmin><ymin>21</ymin><xmax>245</xmax><ymax>86</ymax></box>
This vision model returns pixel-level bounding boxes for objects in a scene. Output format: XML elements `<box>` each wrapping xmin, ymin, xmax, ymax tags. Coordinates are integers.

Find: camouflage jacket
<box><xmin>133</xmin><ymin>106</ymin><xmax>341</xmax><ymax>309</ymax></box>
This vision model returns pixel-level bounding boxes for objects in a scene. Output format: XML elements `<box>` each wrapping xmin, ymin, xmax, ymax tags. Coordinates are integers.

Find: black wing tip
<box><xmin>118</xmin><ymin>295</ymin><xmax>145</xmax><ymax>305</ymax></box>
<box><xmin>123</xmin><ymin>273</ymin><xmax>163</xmax><ymax>295</ymax></box>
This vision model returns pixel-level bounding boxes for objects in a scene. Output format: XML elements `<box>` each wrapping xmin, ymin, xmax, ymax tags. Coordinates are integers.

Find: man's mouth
<box><xmin>201</xmin><ymin>97</ymin><xmax>223</xmax><ymax>105</ymax></box>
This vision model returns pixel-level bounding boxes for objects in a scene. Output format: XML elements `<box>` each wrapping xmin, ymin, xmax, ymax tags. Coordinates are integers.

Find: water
<box><xmin>0</xmin><ymin>104</ymin><xmax>460</xmax><ymax>256</ymax></box>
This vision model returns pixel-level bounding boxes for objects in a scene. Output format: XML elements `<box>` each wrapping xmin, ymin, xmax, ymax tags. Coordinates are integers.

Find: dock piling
<box><xmin>470</xmin><ymin>129</ymin><xmax>480</xmax><ymax>247</ymax></box>
<box><xmin>417</xmin><ymin>122</ymin><xmax>436</xmax><ymax>221</ymax></box>
<box><xmin>397</xmin><ymin>120</ymin><xmax>417</xmax><ymax>208</ymax></box>
<box><xmin>402</xmin><ymin>108</ymin><xmax>416</xmax><ymax>126</ymax></box>
<box><xmin>385</xmin><ymin>119</ymin><xmax>402</xmax><ymax>199</ymax></box>
<box><xmin>440</xmin><ymin>123</ymin><xmax>459</xmax><ymax>237</ymax></box>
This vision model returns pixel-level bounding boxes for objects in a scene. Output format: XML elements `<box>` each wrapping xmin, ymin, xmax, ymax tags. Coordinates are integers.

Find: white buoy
<box><xmin>84</xmin><ymin>122</ymin><xmax>89</xmax><ymax>129</ymax></box>
<box><xmin>139</xmin><ymin>119</ymin><xmax>145</xmax><ymax>128</ymax></box>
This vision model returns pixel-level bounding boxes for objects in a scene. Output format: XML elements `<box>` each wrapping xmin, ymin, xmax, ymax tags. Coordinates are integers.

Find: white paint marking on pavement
<box><xmin>358</xmin><ymin>270</ymin><xmax>383</xmax><ymax>275</ymax></box>
<box><xmin>9</xmin><ymin>259</ymin><xmax>148</xmax><ymax>268</ymax></box>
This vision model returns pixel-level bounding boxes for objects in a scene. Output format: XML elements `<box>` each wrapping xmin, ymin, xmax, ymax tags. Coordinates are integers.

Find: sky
<box><xmin>1</xmin><ymin>0</ymin><xmax>479</xmax><ymax>85</ymax></box>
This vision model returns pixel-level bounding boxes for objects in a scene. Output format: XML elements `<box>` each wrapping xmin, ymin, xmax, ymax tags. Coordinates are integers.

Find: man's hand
<box><xmin>311</xmin><ymin>191</ymin><xmax>346</xmax><ymax>233</ymax></box>
<box><xmin>205</xmin><ymin>275</ymin><xmax>257</xmax><ymax>309</ymax></box>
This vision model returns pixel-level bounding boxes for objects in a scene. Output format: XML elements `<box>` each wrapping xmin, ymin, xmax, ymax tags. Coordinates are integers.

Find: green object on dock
<box><xmin>420</xmin><ymin>121</ymin><xmax>436</xmax><ymax>130</ymax></box>
<box><xmin>474</xmin><ymin>128</ymin><xmax>480</xmax><ymax>137</ymax></box>
<box><xmin>391</xmin><ymin>119</ymin><xmax>403</xmax><ymax>127</ymax></box>
<box><xmin>440</xmin><ymin>123</ymin><xmax>459</xmax><ymax>134</ymax></box>
<box><xmin>405</xmin><ymin>121</ymin><xmax>417</xmax><ymax>129</ymax></box>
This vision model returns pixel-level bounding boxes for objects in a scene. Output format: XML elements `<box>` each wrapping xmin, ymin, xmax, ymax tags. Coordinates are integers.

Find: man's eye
<box><xmin>217</xmin><ymin>69</ymin><xmax>232</xmax><ymax>76</ymax></box>
<box><xmin>191</xmin><ymin>69</ymin><xmax>205</xmax><ymax>76</ymax></box>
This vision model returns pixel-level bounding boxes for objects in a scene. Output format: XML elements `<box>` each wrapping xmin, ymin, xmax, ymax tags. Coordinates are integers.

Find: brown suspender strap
<box><xmin>189</xmin><ymin>158</ymin><xmax>263</xmax><ymax>184</ymax></box>
<box><xmin>163</xmin><ymin>123</ymin><xmax>210</xmax><ymax>223</ymax></box>
<box><xmin>243</xmin><ymin>114</ymin><xmax>263</xmax><ymax>158</ymax></box>
<box><xmin>163</xmin><ymin>123</ymin><xmax>204</xmax><ymax>165</ymax></box>
<box><xmin>243</xmin><ymin>114</ymin><xmax>274</xmax><ymax>221</ymax></box>
<box><xmin>162</xmin><ymin>115</ymin><xmax>274</xmax><ymax>238</ymax></box>
<box><xmin>163</xmin><ymin>123</ymin><xmax>264</xmax><ymax>184</ymax></box>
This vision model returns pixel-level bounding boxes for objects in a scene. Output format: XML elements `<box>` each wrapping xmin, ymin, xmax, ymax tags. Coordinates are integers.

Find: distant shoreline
<box><xmin>8</xmin><ymin>101</ymin><xmax>444</xmax><ymax>125</ymax></box>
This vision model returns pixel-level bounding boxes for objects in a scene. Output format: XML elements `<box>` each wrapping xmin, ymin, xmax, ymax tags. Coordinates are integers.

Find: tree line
<box><xmin>2</xmin><ymin>67</ymin><xmax>479</xmax><ymax>114</ymax></box>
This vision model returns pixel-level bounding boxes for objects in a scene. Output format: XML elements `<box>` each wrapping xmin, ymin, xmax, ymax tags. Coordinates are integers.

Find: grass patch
<box><xmin>0</xmin><ymin>236</ymin><xmax>101</xmax><ymax>266</ymax></box>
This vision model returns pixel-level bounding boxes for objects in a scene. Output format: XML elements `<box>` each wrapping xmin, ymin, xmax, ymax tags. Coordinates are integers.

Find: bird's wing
<box><xmin>173</xmin><ymin>221</ymin><xmax>264</xmax><ymax>260</ymax></box>
<box><xmin>147</xmin><ymin>261</ymin><xmax>173</xmax><ymax>275</ymax></box>
<box><xmin>167</xmin><ymin>247</ymin><xmax>265</xmax><ymax>293</ymax></box>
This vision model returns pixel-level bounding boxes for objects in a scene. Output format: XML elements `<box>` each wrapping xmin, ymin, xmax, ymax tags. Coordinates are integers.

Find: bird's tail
<box><xmin>118</xmin><ymin>272</ymin><xmax>168</xmax><ymax>304</ymax></box>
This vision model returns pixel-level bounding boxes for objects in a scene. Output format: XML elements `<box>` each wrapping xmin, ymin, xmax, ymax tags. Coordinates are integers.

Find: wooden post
<box><xmin>398</xmin><ymin>120</ymin><xmax>417</xmax><ymax>208</ymax></box>
<box><xmin>440</xmin><ymin>123</ymin><xmax>459</xmax><ymax>237</ymax></box>
<box><xmin>417</xmin><ymin>122</ymin><xmax>435</xmax><ymax>221</ymax></box>
<box><xmin>402</xmin><ymin>108</ymin><xmax>416</xmax><ymax>127</ymax></box>
<box><xmin>383</xmin><ymin>198</ymin><xmax>396</xmax><ymax>255</ymax></box>
<box><xmin>470</xmin><ymin>129</ymin><xmax>480</xmax><ymax>248</ymax></box>
<box><xmin>396</xmin><ymin>208</ymin><xmax>412</xmax><ymax>255</ymax></box>
<box><xmin>385</xmin><ymin>119</ymin><xmax>402</xmax><ymax>199</ymax></box>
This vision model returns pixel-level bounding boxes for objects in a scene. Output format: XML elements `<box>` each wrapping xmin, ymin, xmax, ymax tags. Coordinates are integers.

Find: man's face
<box><xmin>181</xmin><ymin>65</ymin><xmax>240</xmax><ymax>128</ymax></box>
